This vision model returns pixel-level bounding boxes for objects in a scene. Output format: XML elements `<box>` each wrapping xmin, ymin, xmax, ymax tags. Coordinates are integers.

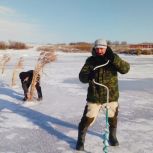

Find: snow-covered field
<box><xmin>0</xmin><ymin>48</ymin><xmax>153</xmax><ymax>153</ymax></box>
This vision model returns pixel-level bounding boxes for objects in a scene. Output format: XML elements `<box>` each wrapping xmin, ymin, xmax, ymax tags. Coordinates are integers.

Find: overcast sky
<box><xmin>0</xmin><ymin>0</ymin><xmax>153</xmax><ymax>44</ymax></box>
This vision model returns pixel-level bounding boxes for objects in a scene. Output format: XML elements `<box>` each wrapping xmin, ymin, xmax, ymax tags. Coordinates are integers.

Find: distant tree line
<box><xmin>0</xmin><ymin>41</ymin><xmax>28</xmax><ymax>50</ymax></box>
<box><xmin>54</xmin><ymin>41</ymin><xmax>153</xmax><ymax>55</ymax></box>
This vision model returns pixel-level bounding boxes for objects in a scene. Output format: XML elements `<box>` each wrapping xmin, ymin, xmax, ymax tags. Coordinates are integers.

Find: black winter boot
<box><xmin>22</xmin><ymin>94</ymin><xmax>28</xmax><ymax>101</ymax></box>
<box><xmin>76</xmin><ymin>117</ymin><xmax>94</xmax><ymax>151</ymax></box>
<box><xmin>37</xmin><ymin>97</ymin><xmax>43</xmax><ymax>101</ymax></box>
<box><xmin>76</xmin><ymin>105</ymin><xmax>94</xmax><ymax>151</ymax></box>
<box><xmin>22</xmin><ymin>97</ymin><xmax>27</xmax><ymax>101</ymax></box>
<box><xmin>109</xmin><ymin>127</ymin><xmax>119</xmax><ymax>146</ymax></box>
<box><xmin>76</xmin><ymin>129</ymin><xmax>85</xmax><ymax>151</ymax></box>
<box><xmin>108</xmin><ymin>107</ymin><xmax>119</xmax><ymax>146</ymax></box>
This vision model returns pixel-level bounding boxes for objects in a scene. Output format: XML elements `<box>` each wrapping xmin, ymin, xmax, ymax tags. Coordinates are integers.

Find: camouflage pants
<box><xmin>83</xmin><ymin>101</ymin><xmax>118</xmax><ymax>127</ymax></box>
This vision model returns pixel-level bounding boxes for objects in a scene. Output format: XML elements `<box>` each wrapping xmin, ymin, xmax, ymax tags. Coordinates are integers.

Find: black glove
<box><xmin>88</xmin><ymin>70</ymin><xmax>95</xmax><ymax>81</ymax></box>
<box><xmin>104</xmin><ymin>46</ymin><xmax>115</xmax><ymax>62</ymax></box>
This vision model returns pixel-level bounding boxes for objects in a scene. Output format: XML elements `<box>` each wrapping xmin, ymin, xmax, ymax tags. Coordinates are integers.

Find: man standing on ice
<box><xmin>76</xmin><ymin>39</ymin><xmax>130</xmax><ymax>151</ymax></box>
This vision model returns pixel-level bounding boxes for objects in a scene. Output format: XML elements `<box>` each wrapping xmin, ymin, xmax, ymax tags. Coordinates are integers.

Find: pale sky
<box><xmin>0</xmin><ymin>0</ymin><xmax>153</xmax><ymax>44</ymax></box>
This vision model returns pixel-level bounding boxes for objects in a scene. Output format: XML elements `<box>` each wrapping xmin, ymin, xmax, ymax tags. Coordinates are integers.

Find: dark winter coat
<box><xmin>19</xmin><ymin>70</ymin><xmax>34</xmax><ymax>85</ymax></box>
<box><xmin>79</xmin><ymin>52</ymin><xmax>130</xmax><ymax>104</ymax></box>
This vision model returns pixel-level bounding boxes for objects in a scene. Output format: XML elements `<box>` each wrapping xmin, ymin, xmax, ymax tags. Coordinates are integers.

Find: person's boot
<box><xmin>22</xmin><ymin>97</ymin><xmax>27</xmax><ymax>101</ymax></box>
<box><xmin>76</xmin><ymin>121</ymin><xmax>89</xmax><ymax>151</ymax></box>
<box><xmin>76</xmin><ymin>116</ymin><xmax>94</xmax><ymax>151</ymax></box>
<box><xmin>109</xmin><ymin>127</ymin><xmax>119</xmax><ymax>146</ymax></box>
<box><xmin>108</xmin><ymin>106</ymin><xmax>119</xmax><ymax>146</ymax></box>
<box><xmin>76</xmin><ymin>129</ymin><xmax>85</xmax><ymax>151</ymax></box>
<box><xmin>37</xmin><ymin>97</ymin><xmax>43</xmax><ymax>101</ymax></box>
<box><xmin>22</xmin><ymin>94</ymin><xmax>28</xmax><ymax>101</ymax></box>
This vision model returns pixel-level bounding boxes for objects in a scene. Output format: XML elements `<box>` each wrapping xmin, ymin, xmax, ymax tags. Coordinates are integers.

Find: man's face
<box><xmin>95</xmin><ymin>47</ymin><xmax>107</xmax><ymax>56</ymax></box>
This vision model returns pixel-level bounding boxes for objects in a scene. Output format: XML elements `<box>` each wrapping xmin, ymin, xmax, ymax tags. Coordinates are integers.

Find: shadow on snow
<box><xmin>0</xmin><ymin>82</ymin><xmax>102</xmax><ymax>149</ymax></box>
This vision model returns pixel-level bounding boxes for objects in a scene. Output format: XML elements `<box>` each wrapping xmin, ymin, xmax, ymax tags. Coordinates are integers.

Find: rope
<box><xmin>92</xmin><ymin>60</ymin><xmax>109</xmax><ymax>153</ymax></box>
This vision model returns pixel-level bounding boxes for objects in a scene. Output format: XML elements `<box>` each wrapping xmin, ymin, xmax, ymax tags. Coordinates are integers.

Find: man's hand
<box><xmin>88</xmin><ymin>70</ymin><xmax>95</xmax><ymax>81</ymax></box>
<box><xmin>104</xmin><ymin>46</ymin><xmax>115</xmax><ymax>62</ymax></box>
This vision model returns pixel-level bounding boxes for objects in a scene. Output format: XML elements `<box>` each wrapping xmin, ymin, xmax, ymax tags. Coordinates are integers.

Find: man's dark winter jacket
<box><xmin>79</xmin><ymin>52</ymin><xmax>130</xmax><ymax>104</ymax></box>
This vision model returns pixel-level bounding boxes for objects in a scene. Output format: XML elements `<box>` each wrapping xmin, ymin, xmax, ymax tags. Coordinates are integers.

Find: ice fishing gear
<box><xmin>92</xmin><ymin>60</ymin><xmax>109</xmax><ymax>153</ymax></box>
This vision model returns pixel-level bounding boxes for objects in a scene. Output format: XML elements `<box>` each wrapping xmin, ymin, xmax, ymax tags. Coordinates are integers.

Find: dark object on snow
<box><xmin>109</xmin><ymin>127</ymin><xmax>119</xmax><ymax>146</ymax></box>
<box><xmin>76</xmin><ymin>105</ymin><xmax>94</xmax><ymax>151</ymax></box>
<box><xmin>108</xmin><ymin>109</ymin><xmax>119</xmax><ymax>146</ymax></box>
<box><xmin>19</xmin><ymin>70</ymin><xmax>42</xmax><ymax>101</ymax></box>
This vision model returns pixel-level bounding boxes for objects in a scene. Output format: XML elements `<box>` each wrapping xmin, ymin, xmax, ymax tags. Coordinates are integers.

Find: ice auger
<box><xmin>92</xmin><ymin>60</ymin><xmax>109</xmax><ymax>153</ymax></box>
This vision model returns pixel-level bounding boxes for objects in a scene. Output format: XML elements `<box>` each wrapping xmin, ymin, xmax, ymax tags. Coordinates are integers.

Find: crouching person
<box><xmin>76</xmin><ymin>39</ymin><xmax>130</xmax><ymax>151</ymax></box>
<box><xmin>19</xmin><ymin>70</ymin><xmax>43</xmax><ymax>101</ymax></box>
